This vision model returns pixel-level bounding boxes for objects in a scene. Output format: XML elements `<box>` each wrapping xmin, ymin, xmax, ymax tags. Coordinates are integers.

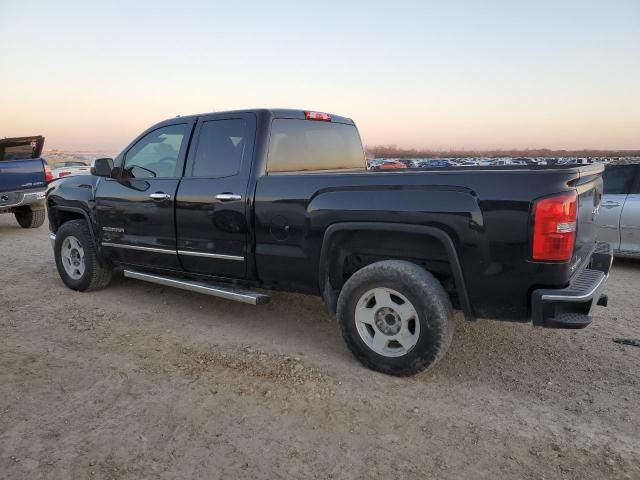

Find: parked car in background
<box><xmin>495</xmin><ymin>159</ymin><xmax>527</xmax><ymax>166</ymax></box>
<box><xmin>50</xmin><ymin>161</ymin><xmax>91</xmax><ymax>179</ymax></box>
<box><xmin>0</xmin><ymin>136</ymin><xmax>50</xmax><ymax>228</ymax></box>
<box><xmin>597</xmin><ymin>163</ymin><xmax>640</xmax><ymax>258</ymax></box>
<box><xmin>415</xmin><ymin>159</ymin><xmax>452</xmax><ymax>168</ymax></box>
<box><xmin>370</xmin><ymin>159</ymin><xmax>407</xmax><ymax>170</ymax></box>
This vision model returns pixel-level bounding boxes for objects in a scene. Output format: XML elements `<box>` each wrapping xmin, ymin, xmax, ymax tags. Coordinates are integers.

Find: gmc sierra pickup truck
<box><xmin>46</xmin><ymin>109</ymin><xmax>612</xmax><ymax>376</ymax></box>
<box><xmin>1</xmin><ymin>136</ymin><xmax>50</xmax><ymax>228</ymax></box>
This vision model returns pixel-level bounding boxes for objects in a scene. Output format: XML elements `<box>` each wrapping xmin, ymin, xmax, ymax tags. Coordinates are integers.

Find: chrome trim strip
<box><xmin>177</xmin><ymin>250</ymin><xmax>244</xmax><ymax>262</ymax></box>
<box><xmin>123</xmin><ymin>270</ymin><xmax>269</xmax><ymax>305</ymax></box>
<box><xmin>100</xmin><ymin>243</ymin><xmax>245</xmax><ymax>261</ymax></box>
<box><xmin>541</xmin><ymin>272</ymin><xmax>608</xmax><ymax>303</ymax></box>
<box><xmin>101</xmin><ymin>242</ymin><xmax>176</xmax><ymax>254</ymax></box>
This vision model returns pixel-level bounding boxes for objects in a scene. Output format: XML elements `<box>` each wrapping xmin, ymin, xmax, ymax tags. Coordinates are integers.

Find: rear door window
<box><xmin>187</xmin><ymin>119</ymin><xmax>249</xmax><ymax>178</ymax></box>
<box><xmin>603</xmin><ymin>165</ymin><xmax>636</xmax><ymax>195</ymax></box>
<box><xmin>630</xmin><ymin>165</ymin><xmax>640</xmax><ymax>194</ymax></box>
<box><xmin>267</xmin><ymin>119</ymin><xmax>365</xmax><ymax>173</ymax></box>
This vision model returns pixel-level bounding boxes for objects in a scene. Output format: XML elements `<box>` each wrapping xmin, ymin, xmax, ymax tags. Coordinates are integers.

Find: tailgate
<box><xmin>0</xmin><ymin>136</ymin><xmax>45</xmax><ymax>161</ymax></box>
<box><xmin>572</xmin><ymin>164</ymin><xmax>604</xmax><ymax>272</ymax></box>
<box><xmin>0</xmin><ymin>158</ymin><xmax>46</xmax><ymax>193</ymax></box>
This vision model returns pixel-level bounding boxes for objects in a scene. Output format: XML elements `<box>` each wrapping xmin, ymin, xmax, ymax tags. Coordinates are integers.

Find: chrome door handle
<box><xmin>149</xmin><ymin>193</ymin><xmax>171</xmax><ymax>200</ymax></box>
<box><xmin>216</xmin><ymin>193</ymin><xmax>242</xmax><ymax>201</ymax></box>
<box><xmin>602</xmin><ymin>201</ymin><xmax>621</xmax><ymax>208</ymax></box>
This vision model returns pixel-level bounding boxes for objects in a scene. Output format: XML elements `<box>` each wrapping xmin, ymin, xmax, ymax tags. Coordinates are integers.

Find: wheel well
<box><xmin>319</xmin><ymin>223</ymin><xmax>474</xmax><ymax>320</ymax></box>
<box><xmin>329</xmin><ymin>230</ymin><xmax>452</xmax><ymax>284</ymax></box>
<box><xmin>49</xmin><ymin>207</ymin><xmax>87</xmax><ymax>233</ymax></box>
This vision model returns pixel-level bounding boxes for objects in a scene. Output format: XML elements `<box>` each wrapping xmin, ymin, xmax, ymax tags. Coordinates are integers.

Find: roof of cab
<box><xmin>153</xmin><ymin>109</ymin><xmax>355</xmax><ymax>127</ymax></box>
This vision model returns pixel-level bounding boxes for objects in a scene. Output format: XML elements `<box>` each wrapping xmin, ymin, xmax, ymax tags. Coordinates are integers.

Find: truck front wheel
<box><xmin>14</xmin><ymin>207</ymin><xmax>45</xmax><ymax>228</ymax></box>
<box><xmin>54</xmin><ymin>219</ymin><xmax>112</xmax><ymax>292</ymax></box>
<box><xmin>337</xmin><ymin>260</ymin><xmax>454</xmax><ymax>376</ymax></box>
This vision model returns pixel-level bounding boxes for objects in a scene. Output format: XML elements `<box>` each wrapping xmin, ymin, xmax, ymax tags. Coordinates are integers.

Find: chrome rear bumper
<box><xmin>531</xmin><ymin>242</ymin><xmax>613</xmax><ymax>329</ymax></box>
<box><xmin>0</xmin><ymin>189</ymin><xmax>46</xmax><ymax>212</ymax></box>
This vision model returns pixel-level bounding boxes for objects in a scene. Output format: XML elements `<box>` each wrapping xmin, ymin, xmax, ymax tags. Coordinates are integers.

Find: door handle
<box><xmin>602</xmin><ymin>201</ymin><xmax>621</xmax><ymax>208</ymax></box>
<box><xmin>149</xmin><ymin>193</ymin><xmax>171</xmax><ymax>200</ymax></box>
<box><xmin>216</xmin><ymin>193</ymin><xmax>242</xmax><ymax>201</ymax></box>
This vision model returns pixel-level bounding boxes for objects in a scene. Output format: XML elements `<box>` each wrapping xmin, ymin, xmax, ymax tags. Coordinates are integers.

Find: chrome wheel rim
<box><xmin>355</xmin><ymin>287</ymin><xmax>420</xmax><ymax>357</ymax></box>
<box><xmin>61</xmin><ymin>235</ymin><xmax>85</xmax><ymax>280</ymax></box>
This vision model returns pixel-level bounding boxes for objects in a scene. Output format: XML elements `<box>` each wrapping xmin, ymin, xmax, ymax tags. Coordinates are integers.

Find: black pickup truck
<box><xmin>46</xmin><ymin>109</ymin><xmax>612</xmax><ymax>375</ymax></box>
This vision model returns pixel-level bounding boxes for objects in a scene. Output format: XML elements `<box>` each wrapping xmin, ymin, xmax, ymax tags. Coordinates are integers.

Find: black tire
<box><xmin>54</xmin><ymin>219</ymin><xmax>112</xmax><ymax>292</ymax></box>
<box><xmin>337</xmin><ymin>260</ymin><xmax>454</xmax><ymax>376</ymax></box>
<box><xmin>15</xmin><ymin>208</ymin><xmax>45</xmax><ymax>228</ymax></box>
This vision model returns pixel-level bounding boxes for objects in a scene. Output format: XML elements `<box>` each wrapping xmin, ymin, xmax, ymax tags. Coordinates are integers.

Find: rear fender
<box><xmin>318</xmin><ymin>222</ymin><xmax>474</xmax><ymax>320</ymax></box>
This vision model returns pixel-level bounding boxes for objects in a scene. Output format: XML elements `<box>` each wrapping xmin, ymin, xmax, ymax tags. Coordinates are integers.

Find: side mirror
<box><xmin>91</xmin><ymin>158</ymin><xmax>114</xmax><ymax>177</ymax></box>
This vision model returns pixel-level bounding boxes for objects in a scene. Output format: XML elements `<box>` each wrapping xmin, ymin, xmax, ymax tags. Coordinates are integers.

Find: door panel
<box><xmin>597</xmin><ymin>193</ymin><xmax>626</xmax><ymax>250</ymax></box>
<box><xmin>176</xmin><ymin>113</ymin><xmax>256</xmax><ymax>278</ymax></box>
<box><xmin>96</xmin><ymin>178</ymin><xmax>181</xmax><ymax>268</ymax></box>
<box><xmin>620</xmin><ymin>194</ymin><xmax>640</xmax><ymax>253</ymax></box>
<box><xmin>597</xmin><ymin>164</ymin><xmax>637</xmax><ymax>252</ymax></box>
<box><xmin>96</xmin><ymin>122</ymin><xmax>193</xmax><ymax>270</ymax></box>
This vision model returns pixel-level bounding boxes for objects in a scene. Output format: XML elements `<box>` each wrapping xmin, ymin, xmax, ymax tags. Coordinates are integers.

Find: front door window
<box><xmin>123</xmin><ymin>124</ymin><xmax>188</xmax><ymax>179</ymax></box>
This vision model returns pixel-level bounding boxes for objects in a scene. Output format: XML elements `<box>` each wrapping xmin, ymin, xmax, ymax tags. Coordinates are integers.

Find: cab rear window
<box><xmin>267</xmin><ymin>119</ymin><xmax>365</xmax><ymax>173</ymax></box>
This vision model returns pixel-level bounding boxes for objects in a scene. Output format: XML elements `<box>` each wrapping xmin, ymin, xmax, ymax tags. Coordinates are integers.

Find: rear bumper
<box><xmin>531</xmin><ymin>242</ymin><xmax>613</xmax><ymax>329</ymax></box>
<box><xmin>0</xmin><ymin>189</ymin><xmax>46</xmax><ymax>212</ymax></box>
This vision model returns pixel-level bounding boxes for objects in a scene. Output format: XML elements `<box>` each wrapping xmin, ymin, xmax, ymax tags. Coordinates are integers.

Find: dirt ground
<box><xmin>1</xmin><ymin>214</ymin><xmax>639</xmax><ymax>480</ymax></box>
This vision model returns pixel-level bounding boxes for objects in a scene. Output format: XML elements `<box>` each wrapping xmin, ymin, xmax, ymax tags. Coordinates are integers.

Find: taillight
<box><xmin>532</xmin><ymin>192</ymin><xmax>578</xmax><ymax>261</ymax></box>
<box><xmin>304</xmin><ymin>111</ymin><xmax>331</xmax><ymax>122</ymax></box>
<box><xmin>59</xmin><ymin>171</ymin><xmax>71</xmax><ymax>177</ymax></box>
<box><xmin>44</xmin><ymin>164</ymin><xmax>53</xmax><ymax>183</ymax></box>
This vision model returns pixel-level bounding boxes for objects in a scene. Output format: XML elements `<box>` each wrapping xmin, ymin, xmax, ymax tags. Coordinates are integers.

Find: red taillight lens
<box><xmin>304</xmin><ymin>111</ymin><xmax>331</xmax><ymax>121</ymax></box>
<box><xmin>532</xmin><ymin>192</ymin><xmax>578</xmax><ymax>261</ymax></box>
<box><xmin>44</xmin><ymin>165</ymin><xmax>53</xmax><ymax>183</ymax></box>
<box><xmin>59</xmin><ymin>171</ymin><xmax>71</xmax><ymax>177</ymax></box>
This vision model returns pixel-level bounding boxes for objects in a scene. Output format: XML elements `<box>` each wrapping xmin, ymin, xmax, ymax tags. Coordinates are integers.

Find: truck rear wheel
<box><xmin>14</xmin><ymin>207</ymin><xmax>45</xmax><ymax>228</ymax></box>
<box><xmin>54</xmin><ymin>219</ymin><xmax>112</xmax><ymax>292</ymax></box>
<box><xmin>337</xmin><ymin>260</ymin><xmax>454</xmax><ymax>376</ymax></box>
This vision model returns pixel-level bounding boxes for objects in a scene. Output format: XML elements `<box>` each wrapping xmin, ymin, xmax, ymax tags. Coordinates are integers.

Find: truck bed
<box><xmin>254</xmin><ymin>163</ymin><xmax>604</xmax><ymax>321</ymax></box>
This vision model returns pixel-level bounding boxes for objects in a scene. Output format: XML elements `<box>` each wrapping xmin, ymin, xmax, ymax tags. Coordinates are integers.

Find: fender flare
<box><xmin>49</xmin><ymin>205</ymin><xmax>96</xmax><ymax>243</ymax></box>
<box><xmin>317</xmin><ymin>222</ymin><xmax>474</xmax><ymax>321</ymax></box>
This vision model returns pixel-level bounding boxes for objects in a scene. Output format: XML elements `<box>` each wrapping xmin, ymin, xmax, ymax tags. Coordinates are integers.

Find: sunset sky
<box><xmin>1</xmin><ymin>0</ymin><xmax>638</xmax><ymax>152</ymax></box>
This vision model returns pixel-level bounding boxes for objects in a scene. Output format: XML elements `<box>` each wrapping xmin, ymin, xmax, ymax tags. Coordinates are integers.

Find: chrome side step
<box><xmin>123</xmin><ymin>270</ymin><xmax>270</xmax><ymax>305</ymax></box>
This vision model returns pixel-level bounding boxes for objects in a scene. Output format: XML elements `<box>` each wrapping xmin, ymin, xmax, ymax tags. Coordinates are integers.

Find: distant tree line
<box><xmin>367</xmin><ymin>144</ymin><xmax>640</xmax><ymax>159</ymax></box>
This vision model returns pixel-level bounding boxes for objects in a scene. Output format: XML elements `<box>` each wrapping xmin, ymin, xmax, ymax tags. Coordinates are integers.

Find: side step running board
<box><xmin>123</xmin><ymin>270</ymin><xmax>270</xmax><ymax>305</ymax></box>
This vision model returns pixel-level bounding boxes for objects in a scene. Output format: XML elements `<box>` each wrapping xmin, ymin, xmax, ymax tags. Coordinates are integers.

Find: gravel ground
<box><xmin>1</xmin><ymin>214</ymin><xmax>639</xmax><ymax>479</ymax></box>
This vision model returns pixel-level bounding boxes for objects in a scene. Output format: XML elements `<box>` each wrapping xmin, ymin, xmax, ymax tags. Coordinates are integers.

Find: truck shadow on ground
<box><xmin>101</xmin><ymin>272</ymin><xmax>626</xmax><ymax>392</ymax></box>
<box><xmin>0</xmin><ymin>222</ymin><xmax>28</xmax><ymax>233</ymax></box>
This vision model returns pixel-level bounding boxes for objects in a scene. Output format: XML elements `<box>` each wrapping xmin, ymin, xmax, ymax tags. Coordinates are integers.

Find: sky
<box><xmin>1</xmin><ymin>0</ymin><xmax>638</xmax><ymax>152</ymax></box>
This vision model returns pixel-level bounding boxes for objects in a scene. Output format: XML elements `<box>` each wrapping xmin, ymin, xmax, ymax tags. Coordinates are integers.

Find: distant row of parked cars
<box><xmin>367</xmin><ymin>156</ymin><xmax>637</xmax><ymax>170</ymax></box>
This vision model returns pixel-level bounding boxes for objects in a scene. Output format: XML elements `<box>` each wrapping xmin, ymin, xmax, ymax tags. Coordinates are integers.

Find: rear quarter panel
<box><xmin>254</xmin><ymin>168</ymin><xmax>588</xmax><ymax>320</ymax></box>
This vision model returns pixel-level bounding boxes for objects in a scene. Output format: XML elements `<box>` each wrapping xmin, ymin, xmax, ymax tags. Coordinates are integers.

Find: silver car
<box><xmin>597</xmin><ymin>163</ymin><xmax>640</xmax><ymax>258</ymax></box>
